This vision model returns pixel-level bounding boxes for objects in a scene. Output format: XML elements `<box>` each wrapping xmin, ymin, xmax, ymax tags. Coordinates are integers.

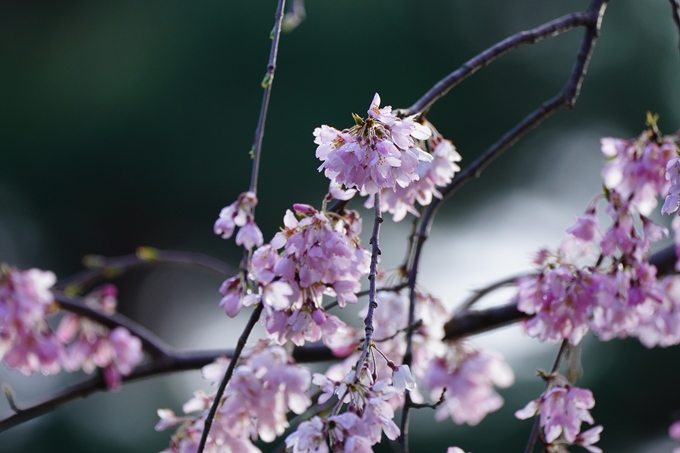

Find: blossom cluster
<box><xmin>366</xmin><ymin>128</ymin><xmax>462</xmax><ymax>221</ymax></box>
<box><xmin>214</xmin><ymin>191</ymin><xmax>264</xmax><ymax>251</ymax></box>
<box><xmin>515</xmin><ymin>377</ymin><xmax>602</xmax><ymax>453</ymax></box>
<box><xmin>0</xmin><ymin>268</ymin><xmax>143</xmax><ymax>388</ymax></box>
<box><xmin>156</xmin><ymin>342</ymin><xmax>311</xmax><ymax>453</ymax></box>
<box><xmin>219</xmin><ymin>203</ymin><xmax>370</xmax><ymax>351</ymax></box>
<box><xmin>315</xmin><ymin>95</ymin><xmax>462</xmax><ymax>222</ymax></box>
<box><xmin>281</xmin><ymin>270</ymin><xmax>516</xmax><ymax>453</ymax></box>
<box><xmin>421</xmin><ymin>343</ymin><xmax>514</xmax><ymax>426</ymax></box>
<box><xmin>315</xmin><ymin>94</ymin><xmax>433</xmax><ymax>195</ymax></box>
<box><xmin>517</xmin><ymin>128</ymin><xmax>680</xmax><ymax>347</ymax></box>
<box><xmin>286</xmin><ymin>372</ymin><xmax>403</xmax><ymax>453</ymax></box>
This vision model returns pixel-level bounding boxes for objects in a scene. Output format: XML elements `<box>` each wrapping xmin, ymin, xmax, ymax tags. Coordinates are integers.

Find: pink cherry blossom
<box><xmin>214</xmin><ymin>191</ymin><xmax>263</xmax><ymax>250</ymax></box>
<box><xmin>516</xmin><ymin>381</ymin><xmax>601</xmax><ymax>451</ymax></box>
<box><xmin>0</xmin><ymin>267</ymin><xmax>61</xmax><ymax>375</ymax></box>
<box><xmin>315</xmin><ymin>93</ymin><xmax>432</xmax><ymax>194</ymax></box>
<box><xmin>421</xmin><ymin>344</ymin><xmax>514</xmax><ymax>426</ymax></box>
<box><xmin>158</xmin><ymin>343</ymin><xmax>312</xmax><ymax>452</ymax></box>
<box><xmin>601</xmin><ymin>133</ymin><xmax>677</xmax><ymax>215</ymax></box>
<box><xmin>366</xmin><ymin>133</ymin><xmax>461</xmax><ymax>221</ymax></box>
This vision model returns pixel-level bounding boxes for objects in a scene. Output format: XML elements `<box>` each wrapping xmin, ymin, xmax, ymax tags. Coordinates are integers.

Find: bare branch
<box><xmin>455</xmin><ymin>272</ymin><xmax>534</xmax><ymax>314</ymax></box>
<box><xmin>249</xmin><ymin>0</ymin><xmax>287</xmax><ymax>196</ymax></box>
<box><xmin>353</xmin><ymin>192</ymin><xmax>384</xmax><ymax>378</ymax></box>
<box><xmin>54</xmin><ymin>291</ymin><xmax>172</xmax><ymax>359</ymax></box>
<box><xmin>408</xmin><ymin>388</ymin><xmax>446</xmax><ymax>410</ymax></box>
<box><xmin>54</xmin><ymin>247</ymin><xmax>236</xmax><ymax>295</ymax></box>
<box><xmin>401</xmin><ymin>12</ymin><xmax>592</xmax><ymax>117</ymax></box>
<box><xmin>410</xmin><ymin>0</ymin><xmax>609</xmax><ymax>345</ymax></box>
<box><xmin>197</xmin><ymin>304</ymin><xmax>264</xmax><ymax>453</ymax></box>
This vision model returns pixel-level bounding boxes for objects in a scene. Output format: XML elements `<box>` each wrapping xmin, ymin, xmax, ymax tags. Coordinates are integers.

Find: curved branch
<box><xmin>0</xmin><ymin>341</ymin><xmax>339</xmax><ymax>433</ymax></box>
<box><xmin>54</xmin><ymin>248</ymin><xmax>236</xmax><ymax>295</ymax></box>
<box><xmin>398</xmin><ymin>4</ymin><xmax>608</xmax><ymax>448</ymax></box>
<box><xmin>401</xmin><ymin>12</ymin><xmax>592</xmax><ymax>117</ymax></box>
<box><xmin>455</xmin><ymin>272</ymin><xmax>534</xmax><ymax>314</ymax></box>
<box><xmin>54</xmin><ymin>291</ymin><xmax>172</xmax><ymax>359</ymax></box>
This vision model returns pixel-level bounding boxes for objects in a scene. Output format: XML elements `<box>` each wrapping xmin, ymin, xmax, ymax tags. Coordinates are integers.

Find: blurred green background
<box><xmin>1</xmin><ymin>0</ymin><xmax>680</xmax><ymax>452</ymax></box>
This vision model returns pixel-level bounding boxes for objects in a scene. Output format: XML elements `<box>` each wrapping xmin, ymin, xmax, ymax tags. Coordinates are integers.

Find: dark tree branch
<box><xmin>54</xmin><ymin>291</ymin><xmax>172</xmax><ymax>359</ymax></box>
<box><xmin>54</xmin><ymin>248</ymin><xmax>236</xmax><ymax>295</ymax></box>
<box><xmin>400</xmin><ymin>12</ymin><xmax>593</xmax><ymax>117</ymax></box>
<box><xmin>398</xmin><ymin>4</ymin><xmax>608</xmax><ymax>448</ymax></box>
<box><xmin>248</xmin><ymin>0</ymin><xmax>286</xmax><ymax>195</ymax></box>
<box><xmin>455</xmin><ymin>272</ymin><xmax>534</xmax><ymax>314</ymax></box>
<box><xmin>4</xmin><ymin>240</ymin><xmax>673</xmax><ymax>434</ymax></box>
<box><xmin>197</xmin><ymin>304</ymin><xmax>264</xmax><ymax>453</ymax></box>
<box><xmin>354</xmin><ymin>192</ymin><xmax>384</xmax><ymax>377</ymax></box>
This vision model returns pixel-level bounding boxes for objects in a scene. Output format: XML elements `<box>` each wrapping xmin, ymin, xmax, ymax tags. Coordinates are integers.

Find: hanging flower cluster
<box><xmin>156</xmin><ymin>342</ymin><xmax>311</xmax><ymax>453</ymax></box>
<box><xmin>0</xmin><ymin>269</ymin><xmax>143</xmax><ymax>388</ymax></box>
<box><xmin>366</xmin><ymin>126</ymin><xmax>462</xmax><ymax>221</ymax></box>
<box><xmin>518</xmin><ymin>126</ymin><xmax>680</xmax><ymax>346</ymax></box>
<box><xmin>315</xmin><ymin>93</ymin><xmax>433</xmax><ymax>194</ymax></box>
<box><xmin>286</xmin><ymin>372</ymin><xmax>403</xmax><ymax>452</ymax></box>
<box><xmin>214</xmin><ymin>191</ymin><xmax>264</xmax><ymax>251</ymax></box>
<box><xmin>515</xmin><ymin>376</ymin><xmax>602</xmax><ymax>453</ymax></box>
<box><xmin>0</xmin><ymin>267</ymin><xmax>61</xmax><ymax>375</ymax></box>
<box><xmin>421</xmin><ymin>343</ymin><xmax>514</xmax><ymax>426</ymax></box>
<box><xmin>218</xmin><ymin>203</ymin><xmax>369</xmax><ymax>351</ymax></box>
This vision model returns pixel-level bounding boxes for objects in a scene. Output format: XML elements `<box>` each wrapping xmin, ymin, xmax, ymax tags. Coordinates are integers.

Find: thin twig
<box><xmin>353</xmin><ymin>192</ymin><xmax>383</xmax><ymax>378</ymax></box>
<box><xmin>196</xmin><ymin>303</ymin><xmax>263</xmax><ymax>453</ymax></box>
<box><xmin>54</xmin><ymin>291</ymin><xmax>171</xmax><ymax>359</ymax></box>
<box><xmin>523</xmin><ymin>339</ymin><xmax>569</xmax><ymax>453</ymax></box>
<box><xmin>455</xmin><ymin>272</ymin><xmax>535</xmax><ymax>314</ymax></box>
<box><xmin>196</xmin><ymin>0</ymin><xmax>287</xmax><ymax>449</ymax></box>
<box><xmin>400</xmin><ymin>12</ymin><xmax>592</xmax><ymax>117</ymax></box>
<box><xmin>408</xmin><ymin>388</ymin><xmax>446</xmax><ymax>410</ymax></box>
<box><xmin>54</xmin><ymin>248</ymin><xmax>235</xmax><ymax>295</ymax></box>
<box><xmin>323</xmin><ymin>282</ymin><xmax>408</xmax><ymax>311</ymax></box>
<box><xmin>249</xmin><ymin>0</ymin><xmax>287</xmax><ymax>195</ymax></box>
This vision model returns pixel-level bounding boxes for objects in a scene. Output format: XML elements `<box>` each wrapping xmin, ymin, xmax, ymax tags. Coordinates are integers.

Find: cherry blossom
<box><xmin>315</xmin><ymin>93</ymin><xmax>432</xmax><ymax>194</ymax></box>
<box><xmin>288</xmin><ymin>373</ymin><xmax>401</xmax><ymax>452</ymax></box>
<box><xmin>157</xmin><ymin>343</ymin><xmax>311</xmax><ymax>453</ymax></box>
<box><xmin>366</xmin><ymin>131</ymin><xmax>462</xmax><ymax>221</ymax></box>
<box><xmin>601</xmin><ymin>132</ymin><xmax>678</xmax><ymax>215</ymax></box>
<box><xmin>0</xmin><ymin>267</ymin><xmax>59</xmax><ymax>375</ymax></box>
<box><xmin>214</xmin><ymin>191</ymin><xmax>263</xmax><ymax>250</ymax></box>
<box><xmin>516</xmin><ymin>380</ymin><xmax>601</xmax><ymax>452</ymax></box>
<box><xmin>421</xmin><ymin>343</ymin><xmax>514</xmax><ymax>426</ymax></box>
<box><xmin>57</xmin><ymin>285</ymin><xmax>144</xmax><ymax>389</ymax></box>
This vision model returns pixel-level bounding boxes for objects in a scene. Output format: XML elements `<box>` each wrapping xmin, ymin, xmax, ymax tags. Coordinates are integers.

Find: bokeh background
<box><xmin>1</xmin><ymin>0</ymin><xmax>680</xmax><ymax>452</ymax></box>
